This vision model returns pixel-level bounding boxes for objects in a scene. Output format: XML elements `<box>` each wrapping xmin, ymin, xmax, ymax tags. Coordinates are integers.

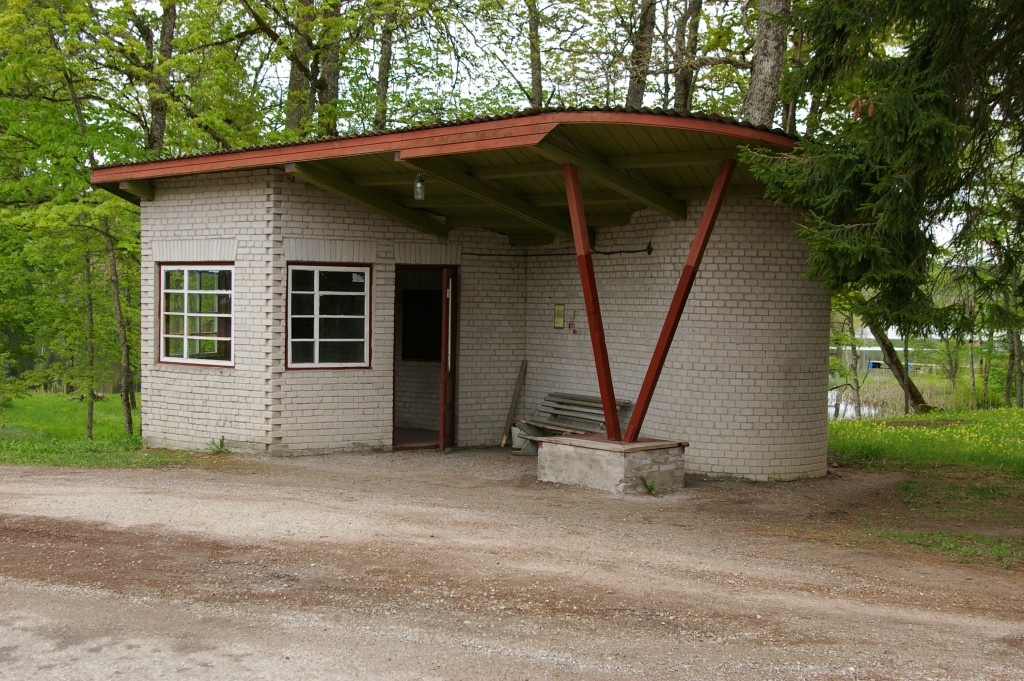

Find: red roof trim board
<box><xmin>90</xmin><ymin>110</ymin><xmax>794</xmax><ymax>185</ymax></box>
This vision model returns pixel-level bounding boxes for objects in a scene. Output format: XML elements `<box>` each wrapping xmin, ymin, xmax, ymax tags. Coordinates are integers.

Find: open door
<box><xmin>438</xmin><ymin>267</ymin><xmax>457</xmax><ymax>449</ymax></box>
<box><xmin>393</xmin><ymin>266</ymin><xmax>457</xmax><ymax>450</ymax></box>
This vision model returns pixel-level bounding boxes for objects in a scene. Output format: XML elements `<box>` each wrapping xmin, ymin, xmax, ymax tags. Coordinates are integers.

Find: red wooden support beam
<box><xmin>623</xmin><ymin>158</ymin><xmax>737</xmax><ymax>443</ymax></box>
<box><xmin>562</xmin><ymin>163</ymin><xmax>622</xmax><ymax>441</ymax></box>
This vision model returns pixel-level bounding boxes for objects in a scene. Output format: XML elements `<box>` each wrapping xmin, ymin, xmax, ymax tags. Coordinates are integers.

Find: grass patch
<box><xmin>866</xmin><ymin>529</ymin><xmax>1024</xmax><ymax>569</ymax></box>
<box><xmin>0</xmin><ymin>437</ymin><xmax>188</xmax><ymax>468</ymax></box>
<box><xmin>827</xmin><ymin>409</ymin><xmax>1024</xmax><ymax>568</ymax></box>
<box><xmin>0</xmin><ymin>392</ymin><xmax>187</xmax><ymax>468</ymax></box>
<box><xmin>1</xmin><ymin>391</ymin><xmax>134</xmax><ymax>440</ymax></box>
<box><xmin>829</xmin><ymin>408</ymin><xmax>1024</xmax><ymax>475</ymax></box>
<box><xmin>894</xmin><ymin>478</ymin><xmax>1011</xmax><ymax>505</ymax></box>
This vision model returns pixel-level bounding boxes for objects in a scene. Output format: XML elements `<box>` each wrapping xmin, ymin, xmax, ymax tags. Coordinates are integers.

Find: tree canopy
<box><xmin>2</xmin><ymin>0</ymin><xmax>1023</xmax><ymax>427</ymax></box>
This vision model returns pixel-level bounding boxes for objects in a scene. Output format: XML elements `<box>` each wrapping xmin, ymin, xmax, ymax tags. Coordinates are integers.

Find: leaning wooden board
<box><xmin>500</xmin><ymin>359</ymin><xmax>528</xmax><ymax>447</ymax></box>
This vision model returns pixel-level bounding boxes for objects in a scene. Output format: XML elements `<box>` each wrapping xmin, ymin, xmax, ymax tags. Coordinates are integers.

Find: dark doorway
<box><xmin>393</xmin><ymin>266</ymin><xmax>457</xmax><ymax>449</ymax></box>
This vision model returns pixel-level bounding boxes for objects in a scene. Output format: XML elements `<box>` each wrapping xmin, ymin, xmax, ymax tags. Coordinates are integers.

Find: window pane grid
<box><xmin>289</xmin><ymin>265</ymin><xmax>369</xmax><ymax>367</ymax></box>
<box><xmin>160</xmin><ymin>266</ymin><xmax>233</xmax><ymax>365</ymax></box>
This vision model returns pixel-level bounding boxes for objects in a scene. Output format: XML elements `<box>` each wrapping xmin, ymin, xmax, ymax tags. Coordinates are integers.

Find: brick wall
<box><xmin>138</xmin><ymin>171</ymin><xmax>826</xmax><ymax>478</ymax></box>
<box><xmin>453</xmin><ymin>243</ymin><xmax>529</xmax><ymax>445</ymax></box>
<box><xmin>270</xmin><ymin>173</ymin><xmax>526</xmax><ymax>452</ymax></box>
<box><xmin>522</xmin><ymin>201</ymin><xmax>829</xmax><ymax>480</ymax></box>
<box><xmin>140</xmin><ymin>170</ymin><xmax>276</xmax><ymax>452</ymax></box>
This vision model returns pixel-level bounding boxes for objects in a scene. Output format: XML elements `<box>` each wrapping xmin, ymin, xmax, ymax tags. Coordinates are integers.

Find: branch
<box><xmin>179</xmin><ymin>28</ymin><xmax>262</xmax><ymax>56</ymax></box>
<box><xmin>465</xmin><ymin>34</ymin><xmax>532</xmax><ymax>105</ymax></box>
<box><xmin>0</xmin><ymin>89</ymin><xmax>75</xmax><ymax>104</ymax></box>
<box><xmin>237</xmin><ymin>0</ymin><xmax>315</xmax><ymax>83</ymax></box>
<box><xmin>650</xmin><ymin>55</ymin><xmax>753</xmax><ymax>77</ymax></box>
<box><xmin>71</xmin><ymin>220</ymin><xmax>142</xmax><ymax>265</ymax></box>
<box><xmin>170</xmin><ymin>94</ymin><xmax>235</xmax><ymax>151</ymax></box>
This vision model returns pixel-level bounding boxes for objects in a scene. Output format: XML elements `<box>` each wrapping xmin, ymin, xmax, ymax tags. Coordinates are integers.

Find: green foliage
<box><xmin>639</xmin><ymin>474</ymin><xmax>659</xmax><ymax>496</ymax></box>
<box><xmin>0</xmin><ymin>392</ymin><xmax>185</xmax><ymax>467</ymax></box>
<box><xmin>849</xmin><ymin>363</ymin><xmax>1005</xmax><ymax>415</ymax></box>
<box><xmin>747</xmin><ymin>0</ymin><xmax>1024</xmax><ymax>335</ymax></box>
<box><xmin>3</xmin><ymin>197</ymin><xmax>138</xmax><ymax>398</ymax></box>
<box><xmin>0</xmin><ymin>351</ymin><xmax>24</xmax><ymax>409</ymax></box>
<box><xmin>2</xmin><ymin>0</ymin><xmax>1022</xmax><ymax>447</ymax></box>
<box><xmin>829</xmin><ymin>408</ymin><xmax>1024</xmax><ymax>475</ymax></box>
<box><xmin>94</xmin><ymin>0</ymin><xmax>272</xmax><ymax>154</ymax></box>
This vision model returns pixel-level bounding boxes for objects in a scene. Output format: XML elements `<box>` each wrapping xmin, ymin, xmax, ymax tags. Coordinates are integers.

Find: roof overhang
<box><xmin>90</xmin><ymin>110</ymin><xmax>794</xmax><ymax>245</ymax></box>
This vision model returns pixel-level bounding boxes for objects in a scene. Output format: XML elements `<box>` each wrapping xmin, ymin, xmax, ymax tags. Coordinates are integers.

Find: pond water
<box><xmin>827</xmin><ymin>392</ymin><xmax>883</xmax><ymax>420</ymax></box>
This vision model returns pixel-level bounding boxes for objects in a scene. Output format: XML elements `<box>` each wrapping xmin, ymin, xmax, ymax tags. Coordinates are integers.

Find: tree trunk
<box><xmin>865</xmin><ymin>318</ymin><xmax>930</xmax><ymax>412</ymax></box>
<box><xmin>238</xmin><ymin>0</ymin><xmax>317</xmax><ymax>133</ymax></box>
<box><xmin>781</xmin><ymin>30</ymin><xmax>803</xmax><ymax>134</ymax></box>
<box><xmin>104</xmin><ymin>230</ymin><xmax>134</xmax><ymax>436</ymax></box>
<box><xmin>740</xmin><ymin>0</ymin><xmax>790</xmax><ymax>127</ymax></box>
<box><xmin>285</xmin><ymin>0</ymin><xmax>315</xmax><ymax>132</ymax></box>
<box><xmin>124</xmin><ymin>282</ymin><xmax>139</xmax><ymax>412</ymax></box>
<box><xmin>147</xmin><ymin>2</ymin><xmax>177</xmax><ymax>153</ymax></box>
<box><xmin>968</xmin><ymin>336</ymin><xmax>977</xmax><ymax>409</ymax></box>
<box><xmin>318</xmin><ymin>2</ymin><xmax>342</xmax><ymax>137</ymax></box>
<box><xmin>1014</xmin><ymin>281</ymin><xmax>1023</xmax><ymax>408</ymax></box>
<box><xmin>625</xmin><ymin>0</ymin><xmax>657</xmax><ymax>108</ymax></box>
<box><xmin>1004</xmin><ymin>288</ymin><xmax>1016</xmax><ymax>407</ymax></box>
<box><xmin>83</xmin><ymin>253</ymin><xmax>96</xmax><ymax>440</ymax></box>
<box><xmin>848</xmin><ymin>313</ymin><xmax>862</xmax><ymax>418</ymax></box>
<box><xmin>1005</xmin><ymin>331</ymin><xmax>1015</xmax><ymax>407</ymax></box>
<box><xmin>1011</xmin><ymin>327</ymin><xmax>1019</xmax><ymax>403</ymax></box>
<box><xmin>903</xmin><ymin>334</ymin><xmax>910</xmax><ymax>415</ymax></box>
<box><xmin>673</xmin><ymin>0</ymin><xmax>702</xmax><ymax>113</ymax></box>
<box><xmin>526</xmin><ymin>0</ymin><xmax>543</xmax><ymax>108</ymax></box>
<box><xmin>942</xmin><ymin>336</ymin><xmax>960</xmax><ymax>406</ymax></box>
<box><xmin>805</xmin><ymin>94</ymin><xmax>821</xmax><ymax>136</ymax></box>
<box><xmin>373</xmin><ymin>13</ymin><xmax>396</xmax><ymax>132</ymax></box>
<box><xmin>983</xmin><ymin>331</ymin><xmax>993</xmax><ymax>407</ymax></box>
<box><xmin>286</xmin><ymin>57</ymin><xmax>313</xmax><ymax>131</ymax></box>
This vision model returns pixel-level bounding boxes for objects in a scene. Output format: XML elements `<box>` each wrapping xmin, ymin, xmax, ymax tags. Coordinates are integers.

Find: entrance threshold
<box><xmin>394</xmin><ymin>427</ymin><xmax>440</xmax><ymax>451</ymax></box>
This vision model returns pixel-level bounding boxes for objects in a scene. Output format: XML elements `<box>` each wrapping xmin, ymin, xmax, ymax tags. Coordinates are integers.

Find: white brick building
<box><xmin>93</xmin><ymin>110</ymin><xmax>829</xmax><ymax>481</ymax></box>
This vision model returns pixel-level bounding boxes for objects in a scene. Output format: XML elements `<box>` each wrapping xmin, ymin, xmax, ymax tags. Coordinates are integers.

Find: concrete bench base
<box><xmin>537</xmin><ymin>435</ymin><xmax>687</xmax><ymax>494</ymax></box>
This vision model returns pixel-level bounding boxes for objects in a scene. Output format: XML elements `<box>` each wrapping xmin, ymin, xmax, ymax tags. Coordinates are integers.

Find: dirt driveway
<box><xmin>1</xmin><ymin>449</ymin><xmax>1022</xmax><ymax>680</ymax></box>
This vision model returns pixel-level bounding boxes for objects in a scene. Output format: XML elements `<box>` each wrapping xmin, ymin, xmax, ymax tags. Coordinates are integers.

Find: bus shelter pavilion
<box><xmin>92</xmin><ymin>108</ymin><xmax>823</xmax><ymax>493</ymax></box>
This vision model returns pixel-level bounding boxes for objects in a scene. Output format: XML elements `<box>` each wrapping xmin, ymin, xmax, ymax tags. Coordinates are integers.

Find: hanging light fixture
<box><xmin>413</xmin><ymin>174</ymin><xmax>426</xmax><ymax>201</ymax></box>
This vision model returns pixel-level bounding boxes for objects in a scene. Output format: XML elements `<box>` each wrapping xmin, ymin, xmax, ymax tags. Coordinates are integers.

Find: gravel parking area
<box><xmin>1</xmin><ymin>449</ymin><xmax>1022</xmax><ymax>680</ymax></box>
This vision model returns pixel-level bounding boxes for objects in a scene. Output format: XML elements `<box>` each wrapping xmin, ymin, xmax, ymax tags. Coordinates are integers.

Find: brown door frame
<box><xmin>438</xmin><ymin>266</ymin><xmax>458</xmax><ymax>449</ymax></box>
<box><xmin>393</xmin><ymin>264</ymin><xmax>457</xmax><ymax>451</ymax></box>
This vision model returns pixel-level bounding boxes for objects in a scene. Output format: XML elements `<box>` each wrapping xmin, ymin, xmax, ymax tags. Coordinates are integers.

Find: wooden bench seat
<box><xmin>515</xmin><ymin>392</ymin><xmax>631</xmax><ymax>439</ymax></box>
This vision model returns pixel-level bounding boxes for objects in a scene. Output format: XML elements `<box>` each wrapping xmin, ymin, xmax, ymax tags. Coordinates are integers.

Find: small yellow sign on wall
<box><xmin>553</xmin><ymin>304</ymin><xmax>565</xmax><ymax>329</ymax></box>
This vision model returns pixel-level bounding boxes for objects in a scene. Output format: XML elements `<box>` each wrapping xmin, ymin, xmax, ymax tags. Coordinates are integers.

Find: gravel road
<box><xmin>1</xmin><ymin>449</ymin><xmax>1022</xmax><ymax>680</ymax></box>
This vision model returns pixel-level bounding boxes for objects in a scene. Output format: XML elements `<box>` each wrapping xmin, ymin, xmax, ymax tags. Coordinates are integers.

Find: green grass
<box><xmin>834</xmin><ymin>365</ymin><xmax>1007</xmax><ymax>418</ymax></box>
<box><xmin>830</xmin><ymin>408</ymin><xmax>1024</xmax><ymax>568</ymax></box>
<box><xmin>829</xmin><ymin>408</ymin><xmax>1024</xmax><ymax>475</ymax></box>
<box><xmin>866</xmin><ymin>529</ymin><xmax>1024</xmax><ymax>569</ymax></box>
<box><xmin>0</xmin><ymin>392</ymin><xmax>187</xmax><ymax>468</ymax></box>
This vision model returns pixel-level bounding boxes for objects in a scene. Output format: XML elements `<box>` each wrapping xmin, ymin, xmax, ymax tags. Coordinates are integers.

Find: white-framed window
<box><xmin>288</xmin><ymin>265</ymin><xmax>370</xmax><ymax>368</ymax></box>
<box><xmin>160</xmin><ymin>265</ymin><xmax>233</xmax><ymax>365</ymax></box>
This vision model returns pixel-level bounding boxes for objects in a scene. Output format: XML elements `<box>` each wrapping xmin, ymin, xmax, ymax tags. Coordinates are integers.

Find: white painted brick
<box><xmin>138</xmin><ymin>172</ymin><xmax>827</xmax><ymax>479</ymax></box>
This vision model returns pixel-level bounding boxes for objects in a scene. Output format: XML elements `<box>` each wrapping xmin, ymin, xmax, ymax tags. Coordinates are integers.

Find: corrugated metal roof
<box><xmin>94</xmin><ymin>106</ymin><xmax>794</xmax><ymax>171</ymax></box>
